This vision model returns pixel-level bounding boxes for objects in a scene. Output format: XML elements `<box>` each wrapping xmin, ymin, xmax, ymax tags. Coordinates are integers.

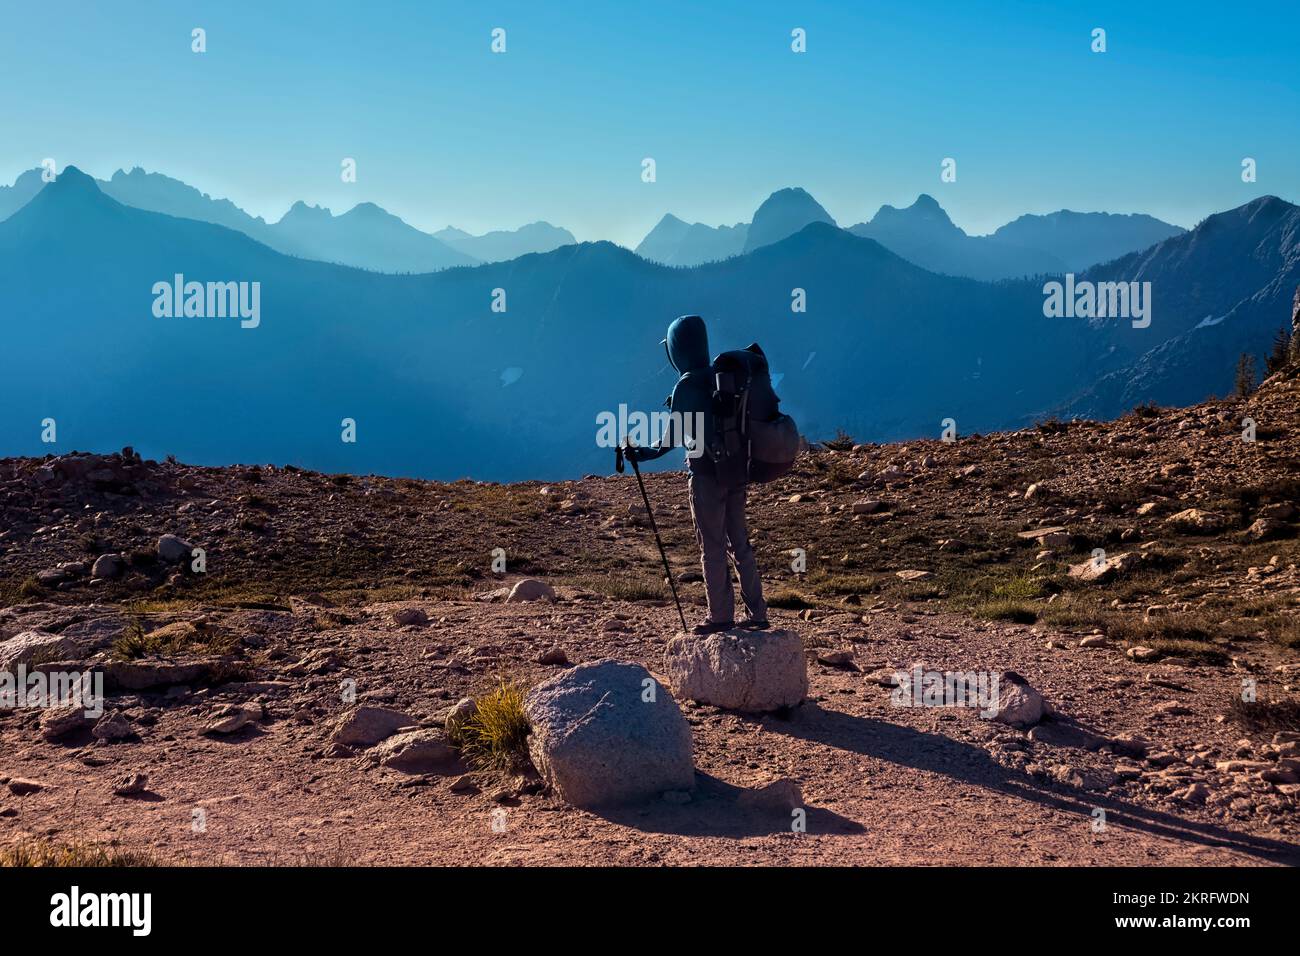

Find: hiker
<box><xmin>624</xmin><ymin>315</ymin><xmax>770</xmax><ymax>635</ymax></box>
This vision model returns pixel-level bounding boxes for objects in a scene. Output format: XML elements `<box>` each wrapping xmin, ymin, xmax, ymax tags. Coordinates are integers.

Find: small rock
<box><xmin>40</xmin><ymin>704</ymin><xmax>94</xmax><ymax>741</ymax></box>
<box><xmin>1165</xmin><ymin>508</ymin><xmax>1225</xmax><ymax>534</ymax></box>
<box><xmin>989</xmin><ymin>671</ymin><xmax>1046</xmax><ymax>728</ymax></box>
<box><xmin>507</xmin><ymin>578</ymin><xmax>556</xmax><ymax>603</ymax></box>
<box><xmin>91</xmin><ymin>711</ymin><xmax>134</xmax><ymax>741</ymax></box>
<box><xmin>371</xmin><ymin>729</ymin><xmax>461</xmax><ymax>775</ymax></box>
<box><xmin>392</xmin><ymin>607</ymin><xmax>428</xmax><ymax>627</ymax></box>
<box><xmin>7</xmin><ymin>778</ymin><xmax>45</xmax><ymax>796</ymax></box>
<box><xmin>203</xmin><ymin>703</ymin><xmax>263</xmax><ymax>735</ymax></box>
<box><xmin>330</xmin><ymin>706</ymin><xmax>415</xmax><ymax>747</ymax></box>
<box><xmin>90</xmin><ymin>553</ymin><xmax>126</xmax><ymax>580</ymax></box>
<box><xmin>537</xmin><ymin>646</ymin><xmax>569</xmax><ymax>666</ymax></box>
<box><xmin>816</xmin><ymin>648</ymin><xmax>855</xmax><ymax>667</ymax></box>
<box><xmin>112</xmin><ymin>773</ymin><xmax>149</xmax><ymax>797</ymax></box>
<box><xmin>157</xmin><ymin>534</ymin><xmax>195</xmax><ymax>563</ymax></box>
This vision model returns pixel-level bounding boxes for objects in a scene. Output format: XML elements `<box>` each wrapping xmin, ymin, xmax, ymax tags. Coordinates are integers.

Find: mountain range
<box><xmin>3</xmin><ymin>167</ymin><xmax>577</xmax><ymax>274</ymax></box>
<box><xmin>636</xmin><ymin>188</ymin><xmax>1185</xmax><ymax>280</ymax></box>
<box><xmin>0</xmin><ymin>165</ymin><xmax>1294</xmax><ymax>481</ymax></box>
<box><xmin>5</xmin><ymin>166</ymin><xmax>1183</xmax><ymax>281</ymax></box>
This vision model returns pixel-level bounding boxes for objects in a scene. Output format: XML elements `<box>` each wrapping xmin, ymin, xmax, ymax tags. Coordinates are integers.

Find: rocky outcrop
<box><xmin>663</xmin><ymin>628</ymin><xmax>807</xmax><ymax>713</ymax></box>
<box><xmin>524</xmin><ymin>659</ymin><xmax>694</xmax><ymax>808</ymax></box>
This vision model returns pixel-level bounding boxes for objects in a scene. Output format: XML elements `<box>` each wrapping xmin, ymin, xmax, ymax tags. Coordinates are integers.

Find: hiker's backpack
<box><xmin>708</xmin><ymin>343</ymin><xmax>801</xmax><ymax>486</ymax></box>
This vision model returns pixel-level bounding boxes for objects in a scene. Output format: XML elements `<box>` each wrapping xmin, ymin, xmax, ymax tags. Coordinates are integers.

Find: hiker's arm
<box><xmin>625</xmin><ymin>386</ymin><xmax>681</xmax><ymax>462</ymax></box>
<box><xmin>625</xmin><ymin>443</ymin><xmax>672</xmax><ymax>463</ymax></box>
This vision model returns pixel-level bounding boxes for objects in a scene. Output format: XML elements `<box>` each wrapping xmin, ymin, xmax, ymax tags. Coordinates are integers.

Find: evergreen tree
<box><xmin>1266</xmin><ymin>326</ymin><xmax>1292</xmax><ymax>374</ymax></box>
<box><xmin>1235</xmin><ymin>352</ymin><xmax>1257</xmax><ymax>397</ymax></box>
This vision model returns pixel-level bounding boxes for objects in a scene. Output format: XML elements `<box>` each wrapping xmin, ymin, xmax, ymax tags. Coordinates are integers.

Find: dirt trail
<box><xmin>3</xmin><ymin>595</ymin><xmax>1296</xmax><ymax>866</ymax></box>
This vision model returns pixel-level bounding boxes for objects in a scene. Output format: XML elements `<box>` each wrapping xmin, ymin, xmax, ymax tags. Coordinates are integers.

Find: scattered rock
<box><xmin>1068</xmin><ymin>551</ymin><xmax>1141</xmax><ymax>583</ymax></box>
<box><xmin>537</xmin><ymin>646</ymin><xmax>569</xmax><ymax>666</ymax></box>
<box><xmin>989</xmin><ymin>671</ymin><xmax>1047</xmax><ymax>728</ymax></box>
<box><xmin>40</xmin><ymin>704</ymin><xmax>94</xmax><ymax>741</ymax></box>
<box><xmin>157</xmin><ymin>534</ymin><xmax>195</xmax><ymax>563</ymax></box>
<box><xmin>0</xmin><ymin>631</ymin><xmax>77</xmax><ymax>671</ymax></box>
<box><xmin>7</xmin><ymin>778</ymin><xmax>45</xmax><ymax>796</ymax></box>
<box><xmin>91</xmin><ymin>711</ymin><xmax>134</xmax><ymax>741</ymax></box>
<box><xmin>203</xmin><ymin>703</ymin><xmax>263</xmax><ymax>735</ymax></box>
<box><xmin>90</xmin><ymin>553</ymin><xmax>126</xmax><ymax>580</ymax></box>
<box><xmin>112</xmin><ymin>773</ymin><xmax>149</xmax><ymax>797</ymax></box>
<box><xmin>895</xmin><ymin>569</ymin><xmax>932</xmax><ymax>581</ymax></box>
<box><xmin>1246</xmin><ymin>518</ymin><xmax>1288</xmax><ymax>541</ymax></box>
<box><xmin>1165</xmin><ymin>508</ymin><xmax>1225</xmax><ymax>534</ymax></box>
<box><xmin>330</xmin><ymin>706</ymin><xmax>416</xmax><ymax>748</ymax></box>
<box><xmin>507</xmin><ymin>578</ymin><xmax>556</xmax><ymax>603</ymax></box>
<box><xmin>524</xmin><ymin>659</ymin><xmax>694</xmax><ymax>808</ymax></box>
<box><xmin>370</xmin><ymin>729</ymin><xmax>461</xmax><ymax>775</ymax></box>
<box><xmin>1127</xmin><ymin>646</ymin><xmax>1160</xmax><ymax>662</ymax></box>
<box><xmin>392</xmin><ymin>607</ymin><xmax>428</xmax><ymax>627</ymax></box>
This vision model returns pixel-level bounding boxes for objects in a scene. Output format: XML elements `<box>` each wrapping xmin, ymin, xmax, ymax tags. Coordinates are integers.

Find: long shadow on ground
<box><xmin>594</xmin><ymin>772</ymin><xmax>865</xmax><ymax>838</ymax></box>
<box><xmin>769</xmin><ymin>704</ymin><xmax>1300</xmax><ymax>865</ymax></box>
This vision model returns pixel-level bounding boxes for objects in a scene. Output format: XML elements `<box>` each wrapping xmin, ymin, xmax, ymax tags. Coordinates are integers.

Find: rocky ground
<box><xmin>2</xmin><ymin>367</ymin><xmax>1299</xmax><ymax>866</ymax></box>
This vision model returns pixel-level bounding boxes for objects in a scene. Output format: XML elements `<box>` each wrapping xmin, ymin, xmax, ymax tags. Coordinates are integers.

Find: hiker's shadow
<box><xmin>769</xmin><ymin>703</ymin><xmax>1300</xmax><ymax>864</ymax></box>
<box><xmin>595</xmin><ymin>772</ymin><xmax>865</xmax><ymax>838</ymax></box>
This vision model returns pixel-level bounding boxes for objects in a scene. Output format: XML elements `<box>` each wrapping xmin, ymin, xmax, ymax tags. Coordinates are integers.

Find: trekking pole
<box><xmin>619</xmin><ymin>444</ymin><xmax>689</xmax><ymax>633</ymax></box>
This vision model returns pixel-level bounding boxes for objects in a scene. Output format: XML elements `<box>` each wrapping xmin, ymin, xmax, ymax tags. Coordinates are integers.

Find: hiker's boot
<box><xmin>691</xmin><ymin>620</ymin><xmax>734</xmax><ymax>636</ymax></box>
<box><xmin>738</xmin><ymin>618</ymin><xmax>770</xmax><ymax>631</ymax></box>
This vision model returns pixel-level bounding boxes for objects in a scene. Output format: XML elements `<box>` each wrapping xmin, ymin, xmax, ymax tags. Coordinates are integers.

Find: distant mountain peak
<box><xmin>870</xmin><ymin>194</ymin><xmax>958</xmax><ymax>232</ymax></box>
<box><xmin>280</xmin><ymin>201</ymin><xmax>333</xmax><ymax>223</ymax></box>
<box><xmin>744</xmin><ymin>187</ymin><xmax>836</xmax><ymax>253</ymax></box>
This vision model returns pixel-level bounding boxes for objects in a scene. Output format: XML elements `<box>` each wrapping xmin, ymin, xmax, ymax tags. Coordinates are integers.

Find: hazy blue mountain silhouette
<box><xmin>849</xmin><ymin>195</ymin><xmax>1185</xmax><ymax>281</ymax></box>
<box><xmin>1059</xmin><ymin>196</ymin><xmax>1300</xmax><ymax>418</ymax></box>
<box><xmin>850</xmin><ymin>195</ymin><xmax>1064</xmax><ymax>280</ymax></box>
<box><xmin>89</xmin><ymin>167</ymin><xmax>571</xmax><ymax>273</ymax></box>
<box><xmin>0</xmin><ymin>168</ymin><xmax>48</xmax><ymax>222</ymax></box>
<box><xmin>98</xmin><ymin>167</ymin><xmax>275</xmax><ymax>242</ymax></box>
<box><xmin>636</xmin><ymin>187</ymin><xmax>834</xmax><ymax>266</ymax></box>
<box><xmin>636</xmin><ymin>214</ymin><xmax>749</xmax><ymax>267</ymax></box>
<box><xmin>744</xmin><ymin>187</ymin><xmax>836</xmax><ymax>253</ymax></box>
<box><xmin>271</xmin><ymin>200</ymin><xmax>478</xmax><ymax>272</ymax></box>
<box><xmin>433</xmin><ymin>222</ymin><xmax>575</xmax><ymax>263</ymax></box>
<box><xmin>1</xmin><ymin>168</ymin><xmax>1293</xmax><ymax>481</ymax></box>
<box><xmin>992</xmin><ymin>210</ymin><xmax>1185</xmax><ymax>272</ymax></box>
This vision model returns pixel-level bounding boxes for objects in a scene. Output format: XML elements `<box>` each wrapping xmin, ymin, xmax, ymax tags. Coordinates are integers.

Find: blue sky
<box><xmin>2</xmin><ymin>0</ymin><xmax>1296</xmax><ymax>246</ymax></box>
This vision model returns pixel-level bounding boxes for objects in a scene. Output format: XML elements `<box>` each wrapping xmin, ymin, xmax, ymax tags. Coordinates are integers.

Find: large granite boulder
<box><xmin>664</xmin><ymin>628</ymin><xmax>807</xmax><ymax>712</ymax></box>
<box><xmin>524</xmin><ymin>659</ymin><xmax>694</xmax><ymax>808</ymax></box>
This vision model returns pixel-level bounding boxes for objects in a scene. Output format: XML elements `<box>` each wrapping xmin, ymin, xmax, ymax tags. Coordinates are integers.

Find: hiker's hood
<box><xmin>664</xmin><ymin>314</ymin><xmax>710</xmax><ymax>373</ymax></box>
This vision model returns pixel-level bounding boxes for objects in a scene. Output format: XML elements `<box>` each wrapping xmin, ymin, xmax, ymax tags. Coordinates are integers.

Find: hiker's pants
<box><xmin>688</xmin><ymin>472</ymin><xmax>767</xmax><ymax>624</ymax></box>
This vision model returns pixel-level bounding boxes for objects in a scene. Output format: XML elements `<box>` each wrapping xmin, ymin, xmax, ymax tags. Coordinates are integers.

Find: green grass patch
<box><xmin>456</xmin><ymin>682</ymin><xmax>531</xmax><ymax>773</ymax></box>
<box><xmin>111</xmin><ymin>618</ymin><xmax>239</xmax><ymax>661</ymax></box>
<box><xmin>0</xmin><ymin>839</ymin><xmax>165</xmax><ymax>867</ymax></box>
